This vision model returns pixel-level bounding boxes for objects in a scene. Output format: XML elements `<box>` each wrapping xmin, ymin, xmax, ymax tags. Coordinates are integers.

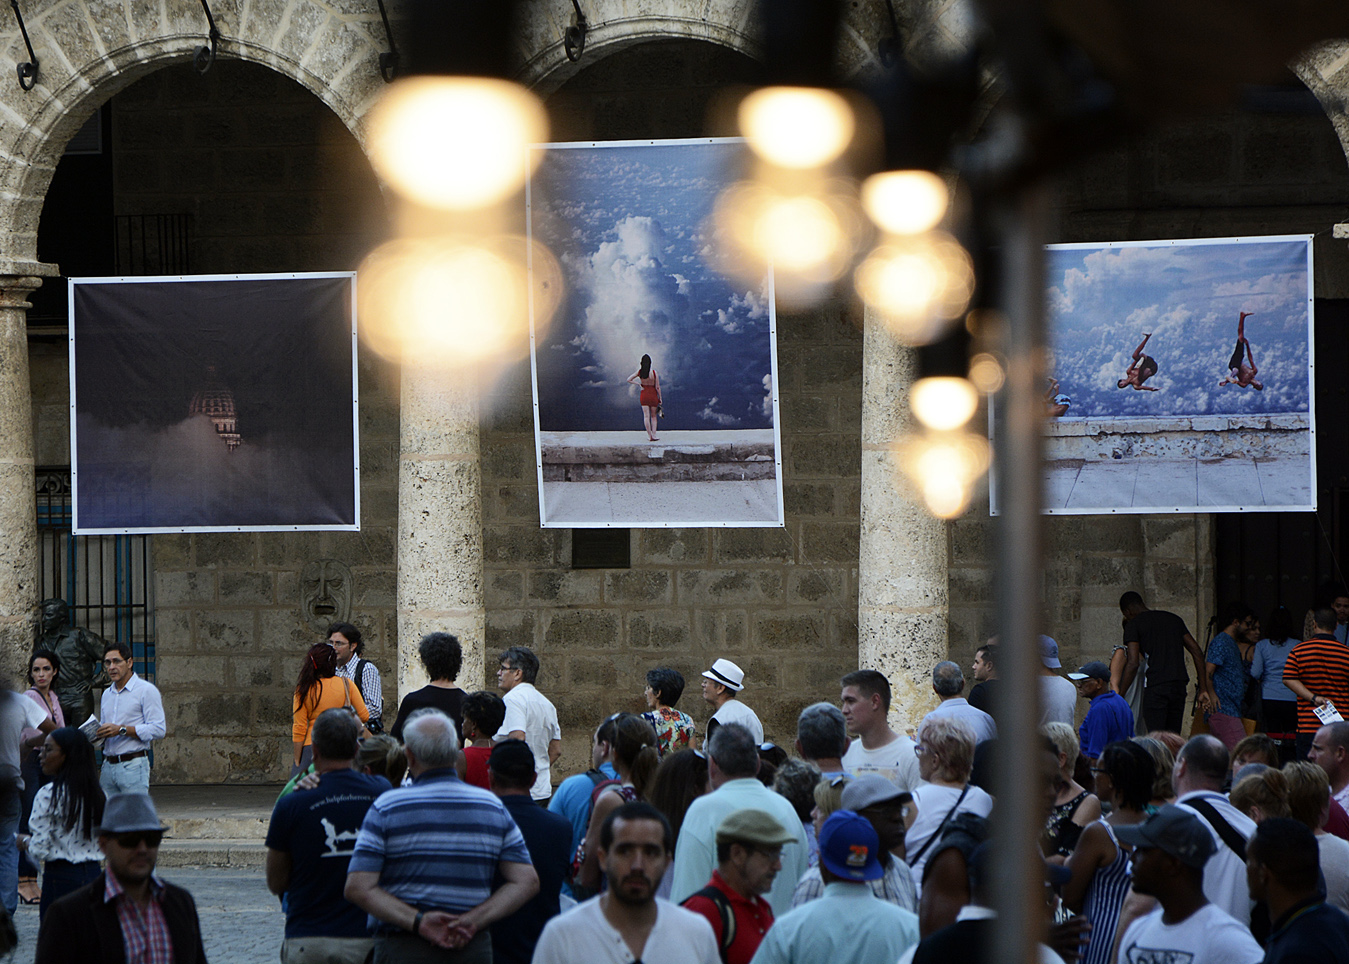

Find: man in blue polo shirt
<box><xmin>345</xmin><ymin>709</ymin><xmax>539</xmax><ymax>962</ymax></box>
<box><xmin>266</xmin><ymin>708</ymin><xmax>391</xmax><ymax>963</ymax></box>
<box><xmin>1067</xmin><ymin>661</ymin><xmax>1135</xmax><ymax>767</ymax></box>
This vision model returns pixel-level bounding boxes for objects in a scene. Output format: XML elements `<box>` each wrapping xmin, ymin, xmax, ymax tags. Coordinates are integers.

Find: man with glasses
<box><xmin>681</xmin><ymin>810</ymin><xmax>795</xmax><ymax>964</ymax></box>
<box><xmin>1065</xmin><ymin>660</ymin><xmax>1134</xmax><ymax>770</ymax></box>
<box><xmin>494</xmin><ymin>647</ymin><xmax>561</xmax><ymax>805</ymax></box>
<box><xmin>95</xmin><ymin>641</ymin><xmax>165</xmax><ymax>797</ymax></box>
<box><xmin>36</xmin><ymin>792</ymin><xmax>207</xmax><ymax>963</ymax></box>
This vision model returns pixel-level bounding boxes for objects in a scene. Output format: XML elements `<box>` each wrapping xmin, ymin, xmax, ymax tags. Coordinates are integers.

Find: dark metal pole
<box><xmin>991</xmin><ymin>181</ymin><xmax>1050</xmax><ymax>964</ymax></box>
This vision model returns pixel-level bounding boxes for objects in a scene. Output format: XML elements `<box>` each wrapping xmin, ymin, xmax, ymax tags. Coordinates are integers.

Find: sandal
<box><xmin>17</xmin><ymin>878</ymin><xmax>40</xmax><ymax>905</ymax></box>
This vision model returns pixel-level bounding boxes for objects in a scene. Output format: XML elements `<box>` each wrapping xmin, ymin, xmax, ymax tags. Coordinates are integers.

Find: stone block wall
<box><xmin>947</xmin><ymin>513</ymin><xmax>1215</xmax><ymax>681</ymax></box>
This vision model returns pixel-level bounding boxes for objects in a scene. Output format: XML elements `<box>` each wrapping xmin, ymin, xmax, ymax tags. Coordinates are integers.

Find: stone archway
<box><xmin>0</xmin><ymin>0</ymin><xmax>389</xmax><ymax>264</ymax></box>
<box><xmin>1294</xmin><ymin>42</ymin><xmax>1349</xmax><ymax>165</ymax></box>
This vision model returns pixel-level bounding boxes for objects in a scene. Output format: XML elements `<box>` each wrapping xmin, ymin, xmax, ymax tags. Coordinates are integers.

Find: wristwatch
<box><xmin>118</xmin><ymin>726</ymin><xmax>127</xmax><ymax>736</ymax></box>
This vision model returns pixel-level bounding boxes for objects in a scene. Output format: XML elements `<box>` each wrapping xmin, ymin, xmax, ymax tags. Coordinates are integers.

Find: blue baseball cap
<box><xmin>818</xmin><ymin>810</ymin><xmax>883</xmax><ymax>881</ymax></box>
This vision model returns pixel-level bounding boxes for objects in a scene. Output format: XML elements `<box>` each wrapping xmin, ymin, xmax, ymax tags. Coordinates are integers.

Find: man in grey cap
<box><xmin>1038</xmin><ymin>636</ymin><xmax>1078</xmax><ymax>727</ymax></box>
<box><xmin>1066</xmin><ymin>660</ymin><xmax>1135</xmax><ymax>768</ymax></box>
<box><xmin>36</xmin><ymin>792</ymin><xmax>207</xmax><ymax>964</ymax></box>
<box><xmin>681</xmin><ymin>809</ymin><xmax>795</xmax><ymax>964</ymax></box>
<box><xmin>1114</xmin><ymin>805</ymin><xmax>1262</xmax><ymax>964</ymax></box>
<box><xmin>789</xmin><ymin>774</ymin><xmax>917</xmax><ymax>911</ymax></box>
<box><xmin>701</xmin><ymin>658</ymin><xmax>764</xmax><ymax>744</ymax></box>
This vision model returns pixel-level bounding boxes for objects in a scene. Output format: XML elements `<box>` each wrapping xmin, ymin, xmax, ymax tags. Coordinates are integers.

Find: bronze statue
<box><xmin>34</xmin><ymin>599</ymin><xmax>107</xmax><ymax>722</ymax></box>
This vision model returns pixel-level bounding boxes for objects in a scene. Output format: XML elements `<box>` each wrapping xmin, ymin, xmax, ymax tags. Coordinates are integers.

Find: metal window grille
<box><xmin>113</xmin><ymin>214</ymin><xmax>191</xmax><ymax>276</ymax></box>
<box><xmin>36</xmin><ymin>467</ymin><xmax>156</xmax><ymax>681</ymax></box>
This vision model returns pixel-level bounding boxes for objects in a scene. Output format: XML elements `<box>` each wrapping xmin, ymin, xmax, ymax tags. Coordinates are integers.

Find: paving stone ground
<box><xmin>10</xmin><ymin>867</ymin><xmax>285</xmax><ymax>963</ymax></box>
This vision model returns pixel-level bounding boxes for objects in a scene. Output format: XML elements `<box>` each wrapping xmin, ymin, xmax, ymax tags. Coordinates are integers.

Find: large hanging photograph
<box><xmin>527</xmin><ymin>137</ymin><xmax>785</xmax><ymax>528</ymax></box>
<box><xmin>70</xmin><ymin>272</ymin><xmax>360</xmax><ymax>533</ymax></box>
<box><xmin>992</xmin><ymin>235</ymin><xmax>1314</xmax><ymax>514</ymax></box>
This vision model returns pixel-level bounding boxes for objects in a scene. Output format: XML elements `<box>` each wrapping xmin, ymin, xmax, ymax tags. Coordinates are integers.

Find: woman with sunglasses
<box><xmin>18</xmin><ymin>727</ymin><xmax>104</xmax><ymax>919</ymax></box>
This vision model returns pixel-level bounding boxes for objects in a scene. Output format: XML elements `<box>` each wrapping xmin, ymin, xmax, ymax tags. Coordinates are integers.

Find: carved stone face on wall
<box><xmin>301</xmin><ymin>559</ymin><xmax>353</xmax><ymax>633</ymax></box>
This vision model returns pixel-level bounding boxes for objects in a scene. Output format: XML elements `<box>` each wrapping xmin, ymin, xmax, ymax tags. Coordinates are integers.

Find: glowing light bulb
<box><xmin>894</xmin><ymin>431</ymin><xmax>990</xmax><ymax>518</ymax></box>
<box><xmin>367</xmin><ymin>77</ymin><xmax>548</xmax><ymax>210</ymax></box>
<box><xmin>710</xmin><ymin>180</ymin><xmax>861</xmax><ymax>308</ymax></box>
<box><xmin>854</xmin><ymin>231</ymin><xmax>975</xmax><ymax>344</ymax></box>
<box><xmin>862</xmin><ymin>171</ymin><xmax>949</xmax><ymax>235</ymax></box>
<box><xmin>911</xmin><ymin>377</ymin><xmax>979</xmax><ymax>431</ymax></box>
<box><xmin>739</xmin><ymin>87</ymin><xmax>856</xmax><ymax>169</ymax></box>
<box><xmin>358</xmin><ymin>235</ymin><xmax>562</xmax><ymax>368</ymax></box>
<box><xmin>968</xmin><ymin>353</ymin><xmax>1005</xmax><ymax>394</ymax></box>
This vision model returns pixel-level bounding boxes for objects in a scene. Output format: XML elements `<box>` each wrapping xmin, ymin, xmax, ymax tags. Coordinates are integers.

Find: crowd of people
<box><xmin>25</xmin><ymin>582</ymin><xmax>1349</xmax><ymax>963</ymax></box>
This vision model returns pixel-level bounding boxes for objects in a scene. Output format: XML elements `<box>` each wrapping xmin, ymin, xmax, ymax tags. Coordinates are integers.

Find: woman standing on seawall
<box><xmin>627</xmin><ymin>353</ymin><xmax>661</xmax><ymax>441</ymax></box>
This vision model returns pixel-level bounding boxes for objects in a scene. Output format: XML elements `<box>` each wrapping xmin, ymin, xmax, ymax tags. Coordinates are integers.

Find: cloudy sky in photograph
<box><xmin>1044</xmin><ymin>238</ymin><xmax>1311</xmax><ymax>418</ymax></box>
<box><xmin>528</xmin><ymin>140</ymin><xmax>775</xmax><ymax>433</ymax></box>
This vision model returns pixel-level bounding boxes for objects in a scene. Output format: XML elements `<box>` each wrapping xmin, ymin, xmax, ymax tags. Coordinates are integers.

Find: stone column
<box><xmin>856</xmin><ymin>308</ymin><xmax>949</xmax><ymax>733</ymax></box>
<box><xmin>0</xmin><ymin>264</ymin><xmax>57</xmax><ymax>687</ymax></box>
<box><xmin>396</xmin><ymin>364</ymin><xmax>486</xmax><ymax>697</ymax></box>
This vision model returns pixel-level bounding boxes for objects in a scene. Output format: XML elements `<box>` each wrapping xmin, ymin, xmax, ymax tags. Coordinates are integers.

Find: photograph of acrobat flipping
<box><xmin>990</xmin><ymin>234</ymin><xmax>1315</xmax><ymax>516</ymax></box>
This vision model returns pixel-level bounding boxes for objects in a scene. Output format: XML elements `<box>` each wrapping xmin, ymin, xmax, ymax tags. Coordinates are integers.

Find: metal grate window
<box><xmin>571</xmin><ymin>528</ymin><xmax>631</xmax><ymax>569</ymax></box>
<box><xmin>36</xmin><ymin>467</ymin><xmax>156</xmax><ymax>680</ymax></box>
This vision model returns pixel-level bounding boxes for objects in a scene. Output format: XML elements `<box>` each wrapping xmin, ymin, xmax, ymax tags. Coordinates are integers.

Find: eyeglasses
<box><xmin>1090</xmin><ymin>767</ymin><xmax>1109</xmax><ymax>774</ymax></box>
<box><xmin>914</xmin><ymin>745</ymin><xmax>930</xmax><ymax>756</ymax></box>
<box><xmin>113</xmin><ymin>831</ymin><xmax>163</xmax><ymax>849</ymax></box>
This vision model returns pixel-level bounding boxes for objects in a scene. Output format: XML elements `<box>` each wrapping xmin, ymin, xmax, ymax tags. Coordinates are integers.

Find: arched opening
<box><xmin>28</xmin><ymin>58</ymin><xmax>394</xmax><ymax>784</ymax></box>
<box><xmin>545</xmin><ymin>39</ymin><xmax>759</xmax><ymax>141</ymax></box>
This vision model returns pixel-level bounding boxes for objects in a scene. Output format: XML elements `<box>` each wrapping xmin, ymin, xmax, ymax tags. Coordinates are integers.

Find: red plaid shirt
<box><xmin>104</xmin><ymin>872</ymin><xmax>175</xmax><ymax>964</ymax></box>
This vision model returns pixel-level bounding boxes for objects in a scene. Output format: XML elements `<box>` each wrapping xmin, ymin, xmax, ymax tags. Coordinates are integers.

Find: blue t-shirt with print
<box><xmin>265</xmin><ymin>768</ymin><xmax>392</xmax><ymax>938</ymax></box>
<box><xmin>1207</xmin><ymin>631</ymin><xmax>1246</xmax><ymax>717</ymax></box>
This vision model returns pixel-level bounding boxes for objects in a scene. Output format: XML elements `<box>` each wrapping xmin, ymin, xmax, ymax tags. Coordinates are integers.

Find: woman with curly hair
<box><xmin>18</xmin><ymin>727</ymin><xmax>104</xmax><ymax>919</ymax></box>
<box><xmin>293</xmin><ymin>641</ymin><xmax>368</xmax><ymax>775</ymax></box>
<box><xmin>1062</xmin><ymin>740</ymin><xmax>1154</xmax><ymax>964</ymax></box>
<box><xmin>389</xmin><ymin>632</ymin><xmax>466</xmax><ymax>742</ymax></box>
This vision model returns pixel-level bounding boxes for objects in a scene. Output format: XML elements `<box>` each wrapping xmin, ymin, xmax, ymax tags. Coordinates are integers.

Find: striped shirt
<box><xmin>104</xmin><ymin>872</ymin><xmax>173</xmax><ymax>964</ymax></box>
<box><xmin>1081</xmin><ymin>820</ymin><xmax>1132</xmax><ymax>964</ymax></box>
<box><xmin>348</xmin><ymin>768</ymin><xmax>530</xmax><ymax>929</ymax></box>
<box><xmin>1282</xmin><ymin>634</ymin><xmax>1349</xmax><ymax>733</ymax></box>
<box><xmin>335</xmin><ymin>657</ymin><xmax>383</xmax><ymax>725</ymax></box>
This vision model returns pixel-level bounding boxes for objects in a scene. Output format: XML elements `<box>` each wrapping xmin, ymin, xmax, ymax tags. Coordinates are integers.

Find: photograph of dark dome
<box><xmin>70</xmin><ymin>273</ymin><xmax>359</xmax><ymax>532</ymax></box>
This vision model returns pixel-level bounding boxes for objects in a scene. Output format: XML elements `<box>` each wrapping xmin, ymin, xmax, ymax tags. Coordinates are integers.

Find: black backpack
<box><xmin>352</xmin><ymin>658</ymin><xmax>383</xmax><ymax>733</ymax></box>
<box><xmin>683</xmin><ymin>886</ymin><xmax>736</xmax><ymax>963</ymax></box>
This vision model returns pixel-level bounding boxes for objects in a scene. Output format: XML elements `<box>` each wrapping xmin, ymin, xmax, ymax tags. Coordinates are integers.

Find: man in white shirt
<box><xmin>919</xmin><ymin>662</ymin><xmax>997</xmax><ymax>745</ymax></box>
<box><xmin>327</xmin><ymin>621</ymin><xmax>383</xmax><ymax>733</ymax></box>
<box><xmin>1171</xmin><ymin>735</ymin><xmax>1256</xmax><ymax>924</ymax></box>
<box><xmin>533</xmin><ymin>801</ymin><xmax>719</xmax><ymax>964</ymax></box>
<box><xmin>1115</xmin><ymin>805</ymin><xmax>1263</xmax><ymax>964</ymax></box>
<box><xmin>701</xmin><ymin>658</ymin><xmax>764</xmax><ymax>744</ymax></box>
<box><xmin>839</xmin><ymin>670</ymin><xmax>920</xmax><ymax>792</ymax></box>
<box><xmin>494</xmin><ymin>646</ymin><xmax>561</xmax><ymax>804</ymax></box>
<box><xmin>96</xmin><ymin>641</ymin><xmax>166</xmax><ymax>797</ymax></box>
<box><xmin>671</xmin><ymin>724</ymin><xmax>808</xmax><ymax>914</ymax></box>
<box><xmin>1309</xmin><ymin>721</ymin><xmax>1349</xmax><ymax>813</ymax></box>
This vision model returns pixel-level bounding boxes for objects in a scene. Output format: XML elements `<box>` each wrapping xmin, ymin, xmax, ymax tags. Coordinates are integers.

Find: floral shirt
<box><xmin>642</xmin><ymin>707</ymin><xmax>694</xmax><ymax>758</ymax></box>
